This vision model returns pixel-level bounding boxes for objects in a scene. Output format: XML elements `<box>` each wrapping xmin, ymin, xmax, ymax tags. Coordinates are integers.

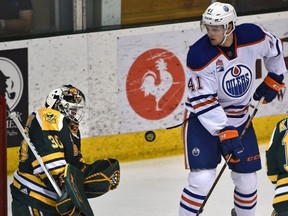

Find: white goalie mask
<box><xmin>201</xmin><ymin>2</ymin><xmax>237</xmax><ymax>33</ymax></box>
<box><xmin>45</xmin><ymin>84</ymin><xmax>86</xmax><ymax>123</ymax></box>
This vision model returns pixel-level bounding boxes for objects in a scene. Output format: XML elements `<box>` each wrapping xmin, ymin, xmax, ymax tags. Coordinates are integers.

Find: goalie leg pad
<box><xmin>84</xmin><ymin>158</ymin><xmax>120</xmax><ymax>198</ymax></box>
<box><xmin>64</xmin><ymin>164</ymin><xmax>94</xmax><ymax>216</ymax></box>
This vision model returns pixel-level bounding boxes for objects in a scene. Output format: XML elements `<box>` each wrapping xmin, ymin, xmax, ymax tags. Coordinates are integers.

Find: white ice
<box><xmin>7</xmin><ymin>144</ymin><xmax>274</xmax><ymax>216</ymax></box>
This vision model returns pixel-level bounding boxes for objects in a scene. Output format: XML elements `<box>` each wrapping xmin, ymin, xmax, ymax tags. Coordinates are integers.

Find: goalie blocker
<box><xmin>56</xmin><ymin>158</ymin><xmax>120</xmax><ymax>215</ymax></box>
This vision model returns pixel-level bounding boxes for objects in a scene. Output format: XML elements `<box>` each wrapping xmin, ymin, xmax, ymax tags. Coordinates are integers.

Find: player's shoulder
<box><xmin>235</xmin><ymin>23</ymin><xmax>266</xmax><ymax>46</ymax></box>
<box><xmin>187</xmin><ymin>35</ymin><xmax>220</xmax><ymax>70</ymax></box>
<box><xmin>275</xmin><ymin>118</ymin><xmax>288</xmax><ymax>132</ymax></box>
<box><xmin>36</xmin><ymin>107</ymin><xmax>62</xmax><ymax>119</ymax></box>
<box><xmin>33</xmin><ymin>107</ymin><xmax>65</xmax><ymax>131</ymax></box>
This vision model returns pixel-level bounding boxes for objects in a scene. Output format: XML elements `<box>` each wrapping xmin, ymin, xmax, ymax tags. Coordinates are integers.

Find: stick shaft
<box><xmin>10</xmin><ymin>112</ymin><xmax>62</xmax><ymax>197</ymax></box>
<box><xmin>240</xmin><ymin>97</ymin><xmax>264</xmax><ymax>138</ymax></box>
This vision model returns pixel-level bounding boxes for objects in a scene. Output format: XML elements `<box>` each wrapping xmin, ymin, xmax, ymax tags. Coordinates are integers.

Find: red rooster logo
<box><xmin>140</xmin><ymin>59</ymin><xmax>173</xmax><ymax>111</ymax></box>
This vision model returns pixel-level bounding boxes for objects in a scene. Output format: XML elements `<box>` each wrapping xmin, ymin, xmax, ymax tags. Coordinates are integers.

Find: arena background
<box><xmin>2</xmin><ymin>11</ymin><xmax>288</xmax><ymax>175</ymax></box>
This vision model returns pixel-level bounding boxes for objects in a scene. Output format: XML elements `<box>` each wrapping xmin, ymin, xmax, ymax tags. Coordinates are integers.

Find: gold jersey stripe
<box><xmin>268</xmin><ymin>174</ymin><xmax>278</xmax><ymax>183</ymax></box>
<box><xmin>37</xmin><ymin>166</ymin><xmax>65</xmax><ymax>179</ymax></box>
<box><xmin>32</xmin><ymin>152</ymin><xmax>65</xmax><ymax>167</ymax></box>
<box><xmin>277</xmin><ymin>177</ymin><xmax>288</xmax><ymax>186</ymax></box>
<box><xmin>30</xmin><ymin>190</ymin><xmax>56</xmax><ymax>206</ymax></box>
<box><xmin>12</xmin><ymin>179</ymin><xmax>56</xmax><ymax>206</ymax></box>
<box><xmin>13</xmin><ymin>179</ymin><xmax>21</xmax><ymax>189</ymax></box>
<box><xmin>273</xmin><ymin>194</ymin><xmax>288</xmax><ymax>204</ymax></box>
<box><xmin>17</xmin><ymin>171</ymin><xmax>46</xmax><ymax>187</ymax></box>
<box><xmin>32</xmin><ymin>208</ymin><xmax>41</xmax><ymax>216</ymax></box>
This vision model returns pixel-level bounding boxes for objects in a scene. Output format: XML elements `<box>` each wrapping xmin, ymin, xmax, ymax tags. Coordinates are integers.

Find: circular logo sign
<box><xmin>0</xmin><ymin>57</ymin><xmax>23</xmax><ymax>110</ymax></box>
<box><xmin>126</xmin><ymin>48</ymin><xmax>185</xmax><ymax>120</ymax></box>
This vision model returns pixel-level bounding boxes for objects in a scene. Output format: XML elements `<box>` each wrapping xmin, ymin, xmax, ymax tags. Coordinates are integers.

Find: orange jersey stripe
<box><xmin>192</xmin><ymin>97</ymin><xmax>217</xmax><ymax>109</ymax></box>
<box><xmin>234</xmin><ymin>194</ymin><xmax>257</xmax><ymax>204</ymax></box>
<box><xmin>225</xmin><ymin>105</ymin><xmax>249</xmax><ymax>114</ymax></box>
<box><xmin>181</xmin><ymin>195</ymin><xmax>202</xmax><ymax>207</ymax></box>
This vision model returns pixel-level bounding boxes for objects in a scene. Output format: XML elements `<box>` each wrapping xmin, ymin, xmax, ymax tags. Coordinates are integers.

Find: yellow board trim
<box><xmin>7</xmin><ymin>114</ymin><xmax>287</xmax><ymax>175</ymax></box>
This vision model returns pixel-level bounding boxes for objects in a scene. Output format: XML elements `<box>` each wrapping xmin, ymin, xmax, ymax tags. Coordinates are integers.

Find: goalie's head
<box><xmin>45</xmin><ymin>84</ymin><xmax>86</xmax><ymax>123</ymax></box>
<box><xmin>201</xmin><ymin>2</ymin><xmax>237</xmax><ymax>32</ymax></box>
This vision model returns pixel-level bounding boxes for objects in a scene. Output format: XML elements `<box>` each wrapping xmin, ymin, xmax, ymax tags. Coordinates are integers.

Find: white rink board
<box><xmin>0</xmin><ymin>12</ymin><xmax>287</xmax><ymax>137</ymax></box>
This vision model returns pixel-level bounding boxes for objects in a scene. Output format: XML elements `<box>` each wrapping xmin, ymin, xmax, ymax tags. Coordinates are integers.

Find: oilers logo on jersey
<box><xmin>192</xmin><ymin>147</ymin><xmax>200</xmax><ymax>156</ymax></box>
<box><xmin>222</xmin><ymin>64</ymin><xmax>252</xmax><ymax>98</ymax></box>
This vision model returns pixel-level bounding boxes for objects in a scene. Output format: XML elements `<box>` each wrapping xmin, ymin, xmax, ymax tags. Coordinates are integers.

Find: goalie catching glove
<box><xmin>84</xmin><ymin>158</ymin><xmax>120</xmax><ymax>198</ymax></box>
<box><xmin>55</xmin><ymin>158</ymin><xmax>120</xmax><ymax>215</ymax></box>
<box><xmin>253</xmin><ymin>72</ymin><xmax>284</xmax><ymax>104</ymax></box>
<box><xmin>219</xmin><ymin>126</ymin><xmax>244</xmax><ymax>163</ymax></box>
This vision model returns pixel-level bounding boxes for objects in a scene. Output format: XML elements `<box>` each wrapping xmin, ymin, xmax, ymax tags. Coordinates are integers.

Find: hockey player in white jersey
<box><xmin>179</xmin><ymin>2</ymin><xmax>286</xmax><ymax>216</ymax></box>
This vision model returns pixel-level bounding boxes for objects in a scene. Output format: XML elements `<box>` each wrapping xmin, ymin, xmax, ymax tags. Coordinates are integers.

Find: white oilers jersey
<box><xmin>185</xmin><ymin>23</ymin><xmax>286</xmax><ymax>135</ymax></box>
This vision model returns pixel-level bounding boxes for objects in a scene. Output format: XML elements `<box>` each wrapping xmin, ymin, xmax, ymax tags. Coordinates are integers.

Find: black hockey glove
<box><xmin>253</xmin><ymin>72</ymin><xmax>284</xmax><ymax>103</ymax></box>
<box><xmin>219</xmin><ymin>126</ymin><xmax>244</xmax><ymax>163</ymax></box>
<box><xmin>84</xmin><ymin>158</ymin><xmax>120</xmax><ymax>198</ymax></box>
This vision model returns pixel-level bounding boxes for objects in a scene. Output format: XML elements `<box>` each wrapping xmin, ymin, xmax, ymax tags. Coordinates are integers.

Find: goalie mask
<box><xmin>45</xmin><ymin>84</ymin><xmax>86</xmax><ymax>123</ymax></box>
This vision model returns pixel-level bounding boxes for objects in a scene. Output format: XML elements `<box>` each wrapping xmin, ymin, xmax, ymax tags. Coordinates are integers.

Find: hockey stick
<box><xmin>9</xmin><ymin>112</ymin><xmax>63</xmax><ymax>197</ymax></box>
<box><xmin>196</xmin><ymin>96</ymin><xmax>264</xmax><ymax>216</ymax></box>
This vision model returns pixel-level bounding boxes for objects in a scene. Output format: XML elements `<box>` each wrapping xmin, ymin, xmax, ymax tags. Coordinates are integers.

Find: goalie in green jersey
<box><xmin>266</xmin><ymin>118</ymin><xmax>288</xmax><ymax>216</ymax></box>
<box><xmin>10</xmin><ymin>84</ymin><xmax>120</xmax><ymax>215</ymax></box>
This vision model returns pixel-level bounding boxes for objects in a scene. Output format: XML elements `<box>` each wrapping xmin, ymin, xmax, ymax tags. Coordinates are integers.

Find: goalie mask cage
<box><xmin>0</xmin><ymin>96</ymin><xmax>7</xmax><ymax>216</ymax></box>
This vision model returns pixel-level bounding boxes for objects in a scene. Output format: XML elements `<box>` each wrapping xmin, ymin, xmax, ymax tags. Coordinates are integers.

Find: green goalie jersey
<box><xmin>266</xmin><ymin>117</ymin><xmax>288</xmax><ymax>213</ymax></box>
<box><xmin>10</xmin><ymin>107</ymin><xmax>86</xmax><ymax>214</ymax></box>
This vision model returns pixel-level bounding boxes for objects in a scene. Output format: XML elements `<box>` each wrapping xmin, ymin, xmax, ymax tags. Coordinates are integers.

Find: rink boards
<box><xmin>7</xmin><ymin>114</ymin><xmax>287</xmax><ymax>175</ymax></box>
<box><xmin>4</xmin><ymin>11</ymin><xmax>288</xmax><ymax>174</ymax></box>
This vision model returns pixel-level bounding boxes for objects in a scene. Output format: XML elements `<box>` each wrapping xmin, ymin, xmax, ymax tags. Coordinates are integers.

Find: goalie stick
<box><xmin>9</xmin><ymin>112</ymin><xmax>63</xmax><ymax>197</ymax></box>
<box><xmin>196</xmin><ymin>96</ymin><xmax>265</xmax><ymax>216</ymax></box>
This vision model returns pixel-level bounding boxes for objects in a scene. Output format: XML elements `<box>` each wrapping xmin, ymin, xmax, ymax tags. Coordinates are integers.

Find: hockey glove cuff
<box><xmin>219</xmin><ymin>126</ymin><xmax>244</xmax><ymax>163</ymax></box>
<box><xmin>253</xmin><ymin>72</ymin><xmax>285</xmax><ymax>103</ymax></box>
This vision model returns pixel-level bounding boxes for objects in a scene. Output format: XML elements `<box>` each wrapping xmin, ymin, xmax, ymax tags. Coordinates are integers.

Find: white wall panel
<box><xmin>0</xmin><ymin>11</ymin><xmax>287</xmax><ymax>138</ymax></box>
